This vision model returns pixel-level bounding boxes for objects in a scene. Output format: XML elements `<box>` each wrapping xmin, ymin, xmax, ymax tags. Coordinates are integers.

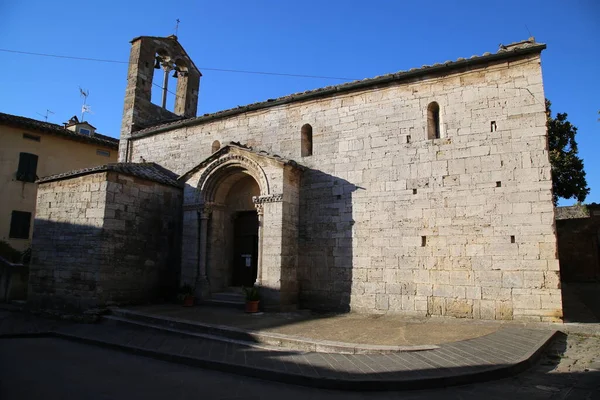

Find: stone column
<box><xmin>196</xmin><ymin>205</ymin><xmax>211</xmax><ymax>298</ymax></box>
<box><xmin>254</xmin><ymin>202</ymin><xmax>264</xmax><ymax>285</ymax></box>
<box><xmin>180</xmin><ymin>206</ymin><xmax>200</xmax><ymax>286</ymax></box>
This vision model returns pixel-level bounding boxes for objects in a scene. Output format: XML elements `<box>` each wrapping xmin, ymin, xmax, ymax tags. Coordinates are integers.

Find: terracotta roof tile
<box><xmin>37</xmin><ymin>162</ymin><xmax>181</xmax><ymax>188</ymax></box>
<box><xmin>0</xmin><ymin>112</ymin><xmax>119</xmax><ymax>149</ymax></box>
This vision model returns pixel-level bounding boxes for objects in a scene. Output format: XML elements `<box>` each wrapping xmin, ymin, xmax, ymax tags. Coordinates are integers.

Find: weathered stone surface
<box><xmin>120</xmin><ymin>41</ymin><xmax>560</xmax><ymax>320</ymax></box>
<box><xmin>31</xmin><ymin>37</ymin><xmax>563</xmax><ymax>320</ymax></box>
<box><xmin>28</xmin><ymin>169</ymin><xmax>182</xmax><ymax>312</ymax></box>
<box><xmin>555</xmin><ymin>204</ymin><xmax>600</xmax><ymax>282</ymax></box>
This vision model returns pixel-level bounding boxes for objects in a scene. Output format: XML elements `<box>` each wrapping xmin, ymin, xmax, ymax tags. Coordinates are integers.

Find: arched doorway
<box><xmin>208</xmin><ymin>173</ymin><xmax>260</xmax><ymax>291</ymax></box>
<box><xmin>179</xmin><ymin>144</ymin><xmax>303</xmax><ymax>308</ymax></box>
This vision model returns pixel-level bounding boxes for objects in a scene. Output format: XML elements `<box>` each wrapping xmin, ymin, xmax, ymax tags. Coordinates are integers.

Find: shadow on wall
<box><xmin>561</xmin><ymin>282</ymin><xmax>600</xmax><ymax>324</ymax></box>
<box><xmin>298</xmin><ymin>169</ymin><xmax>357</xmax><ymax>312</ymax></box>
<box><xmin>28</xmin><ymin>218</ymin><xmax>181</xmax><ymax>313</ymax></box>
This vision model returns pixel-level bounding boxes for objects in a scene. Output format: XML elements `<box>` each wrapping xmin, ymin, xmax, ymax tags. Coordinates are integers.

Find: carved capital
<box><xmin>254</xmin><ymin>203</ymin><xmax>264</xmax><ymax>216</ymax></box>
<box><xmin>183</xmin><ymin>203</ymin><xmax>203</xmax><ymax>211</ymax></box>
<box><xmin>200</xmin><ymin>206</ymin><xmax>212</xmax><ymax>219</ymax></box>
<box><xmin>252</xmin><ymin>193</ymin><xmax>283</xmax><ymax>204</ymax></box>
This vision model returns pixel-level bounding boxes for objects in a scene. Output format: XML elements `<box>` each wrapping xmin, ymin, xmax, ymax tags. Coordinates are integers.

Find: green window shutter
<box><xmin>17</xmin><ymin>153</ymin><xmax>38</xmax><ymax>182</ymax></box>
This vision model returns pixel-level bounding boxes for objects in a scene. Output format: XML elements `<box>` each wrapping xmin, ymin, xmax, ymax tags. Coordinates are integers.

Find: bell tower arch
<box><xmin>119</xmin><ymin>35</ymin><xmax>201</xmax><ymax>161</ymax></box>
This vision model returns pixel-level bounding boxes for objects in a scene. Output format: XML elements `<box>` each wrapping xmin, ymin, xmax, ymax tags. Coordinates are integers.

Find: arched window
<box><xmin>301</xmin><ymin>124</ymin><xmax>313</xmax><ymax>157</ymax></box>
<box><xmin>427</xmin><ymin>102</ymin><xmax>441</xmax><ymax>139</ymax></box>
<box><xmin>212</xmin><ymin>140</ymin><xmax>220</xmax><ymax>153</ymax></box>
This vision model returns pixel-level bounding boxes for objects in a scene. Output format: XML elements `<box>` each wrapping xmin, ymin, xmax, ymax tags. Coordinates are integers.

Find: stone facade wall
<box><xmin>29</xmin><ymin>171</ymin><xmax>182</xmax><ymax>311</ymax></box>
<box><xmin>29</xmin><ymin>173</ymin><xmax>109</xmax><ymax>310</ymax></box>
<box><xmin>556</xmin><ymin>205</ymin><xmax>600</xmax><ymax>282</ymax></box>
<box><xmin>127</xmin><ymin>52</ymin><xmax>560</xmax><ymax>321</ymax></box>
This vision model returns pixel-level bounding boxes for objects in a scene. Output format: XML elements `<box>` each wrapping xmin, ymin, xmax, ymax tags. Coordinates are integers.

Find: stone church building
<box><xmin>28</xmin><ymin>35</ymin><xmax>562</xmax><ymax>322</ymax></box>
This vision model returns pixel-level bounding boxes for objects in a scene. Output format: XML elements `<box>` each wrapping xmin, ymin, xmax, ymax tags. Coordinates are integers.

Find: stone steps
<box><xmin>202</xmin><ymin>290</ymin><xmax>245</xmax><ymax>309</ymax></box>
<box><xmin>105</xmin><ymin>308</ymin><xmax>437</xmax><ymax>354</ymax></box>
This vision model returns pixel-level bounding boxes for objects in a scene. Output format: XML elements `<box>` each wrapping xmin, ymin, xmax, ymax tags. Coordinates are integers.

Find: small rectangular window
<box><xmin>79</xmin><ymin>128</ymin><xmax>91</xmax><ymax>136</ymax></box>
<box><xmin>96</xmin><ymin>149</ymin><xmax>111</xmax><ymax>157</ymax></box>
<box><xmin>16</xmin><ymin>152</ymin><xmax>38</xmax><ymax>182</ymax></box>
<box><xmin>9</xmin><ymin>211</ymin><xmax>32</xmax><ymax>239</ymax></box>
<box><xmin>23</xmin><ymin>133</ymin><xmax>41</xmax><ymax>142</ymax></box>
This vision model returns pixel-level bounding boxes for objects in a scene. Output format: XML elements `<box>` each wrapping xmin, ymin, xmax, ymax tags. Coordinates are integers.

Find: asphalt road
<box><xmin>0</xmin><ymin>337</ymin><xmax>598</xmax><ymax>400</ymax></box>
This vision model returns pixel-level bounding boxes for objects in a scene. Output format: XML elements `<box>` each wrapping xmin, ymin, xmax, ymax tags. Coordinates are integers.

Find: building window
<box><xmin>23</xmin><ymin>133</ymin><xmax>41</xmax><ymax>142</ymax></box>
<box><xmin>301</xmin><ymin>124</ymin><xmax>313</xmax><ymax>157</ymax></box>
<box><xmin>96</xmin><ymin>149</ymin><xmax>111</xmax><ymax>157</ymax></box>
<box><xmin>16</xmin><ymin>152</ymin><xmax>38</xmax><ymax>182</ymax></box>
<box><xmin>427</xmin><ymin>102</ymin><xmax>441</xmax><ymax>139</ymax></box>
<box><xmin>78</xmin><ymin>128</ymin><xmax>91</xmax><ymax>136</ymax></box>
<box><xmin>212</xmin><ymin>140</ymin><xmax>221</xmax><ymax>153</ymax></box>
<box><xmin>9</xmin><ymin>211</ymin><xmax>31</xmax><ymax>239</ymax></box>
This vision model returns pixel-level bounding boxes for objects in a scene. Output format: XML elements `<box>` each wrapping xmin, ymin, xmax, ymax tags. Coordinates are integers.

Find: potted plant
<box><xmin>243</xmin><ymin>286</ymin><xmax>260</xmax><ymax>313</ymax></box>
<box><xmin>177</xmin><ymin>284</ymin><xmax>195</xmax><ymax>307</ymax></box>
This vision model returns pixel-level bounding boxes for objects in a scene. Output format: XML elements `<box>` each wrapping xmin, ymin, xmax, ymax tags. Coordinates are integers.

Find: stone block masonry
<box><xmin>123</xmin><ymin>42</ymin><xmax>561</xmax><ymax>321</ymax></box>
<box><xmin>29</xmin><ymin>166</ymin><xmax>182</xmax><ymax>312</ymax></box>
<box><xmin>555</xmin><ymin>205</ymin><xmax>600</xmax><ymax>282</ymax></box>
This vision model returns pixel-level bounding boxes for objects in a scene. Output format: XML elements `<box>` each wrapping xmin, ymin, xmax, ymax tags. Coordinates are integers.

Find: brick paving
<box><xmin>0</xmin><ymin>309</ymin><xmax>557</xmax><ymax>390</ymax></box>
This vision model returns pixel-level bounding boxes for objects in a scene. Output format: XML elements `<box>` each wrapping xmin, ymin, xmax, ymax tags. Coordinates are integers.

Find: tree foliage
<box><xmin>546</xmin><ymin>99</ymin><xmax>589</xmax><ymax>205</ymax></box>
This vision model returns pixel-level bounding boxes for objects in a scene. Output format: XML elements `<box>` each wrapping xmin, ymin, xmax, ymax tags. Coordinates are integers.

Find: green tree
<box><xmin>546</xmin><ymin>99</ymin><xmax>589</xmax><ymax>205</ymax></box>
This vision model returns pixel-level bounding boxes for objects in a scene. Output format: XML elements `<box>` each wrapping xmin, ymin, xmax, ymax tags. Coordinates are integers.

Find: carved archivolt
<box><xmin>196</xmin><ymin>154</ymin><xmax>270</xmax><ymax>203</ymax></box>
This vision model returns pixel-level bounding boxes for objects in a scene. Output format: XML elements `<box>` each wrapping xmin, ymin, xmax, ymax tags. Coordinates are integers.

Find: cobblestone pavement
<box><xmin>0</xmin><ymin>335</ymin><xmax>598</xmax><ymax>400</ymax></box>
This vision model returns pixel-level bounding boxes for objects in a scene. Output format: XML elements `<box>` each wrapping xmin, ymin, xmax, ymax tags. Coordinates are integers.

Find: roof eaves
<box><xmin>0</xmin><ymin>113</ymin><xmax>119</xmax><ymax>149</ymax></box>
<box><xmin>38</xmin><ymin>162</ymin><xmax>182</xmax><ymax>188</ymax></box>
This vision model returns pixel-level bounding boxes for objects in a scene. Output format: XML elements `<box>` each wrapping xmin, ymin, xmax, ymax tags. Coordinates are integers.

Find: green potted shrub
<box><xmin>243</xmin><ymin>286</ymin><xmax>260</xmax><ymax>313</ymax></box>
<box><xmin>177</xmin><ymin>284</ymin><xmax>195</xmax><ymax>307</ymax></box>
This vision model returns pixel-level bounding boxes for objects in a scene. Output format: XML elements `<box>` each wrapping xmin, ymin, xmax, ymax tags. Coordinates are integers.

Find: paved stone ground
<box><xmin>0</xmin><ymin>308</ymin><xmax>557</xmax><ymax>390</ymax></box>
<box><xmin>0</xmin><ymin>335</ymin><xmax>598</xmax><ymax>399</ymax></box>
<box><xmin>124</xmin><ymin>304</ymin><xmax>500</xmax><ymax>345</ymax></box>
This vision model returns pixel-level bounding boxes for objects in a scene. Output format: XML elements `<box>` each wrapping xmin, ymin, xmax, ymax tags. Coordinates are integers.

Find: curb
<box><xmin>0</xmin><ymin>329</ymin><xmax>561</xmax><ymax>391</ymax></box>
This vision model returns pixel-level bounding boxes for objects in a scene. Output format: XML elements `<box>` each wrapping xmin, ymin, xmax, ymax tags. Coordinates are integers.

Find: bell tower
<box><xmin>119</xmin><ymin>35</ymin><xmax>201</xmax><ymax>161</ymax></box>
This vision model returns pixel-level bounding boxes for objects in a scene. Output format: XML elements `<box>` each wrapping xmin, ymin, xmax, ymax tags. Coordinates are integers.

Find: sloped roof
<box><xmin>38</xmin><ymin>162</ymin><xmax>181</xmax><ymax>188</ymax></box>
<box><xmin>178</xmin><ymin>141</ymin><xmax>305</xmax><ymax>182</ymax></box>
<box><xmin>0</xmin><ymin>112</ymin><xmax>119</xmax><ymax>149</ymax></box>
<box><xmin>132</xmin><ymin>38</ymin><xmax>546</xmax><ymax>138</ymax></box>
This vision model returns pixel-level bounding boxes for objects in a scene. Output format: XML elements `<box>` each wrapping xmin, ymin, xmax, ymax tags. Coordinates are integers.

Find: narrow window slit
<box><xmin>427</xmin><ymin>102</ymin><xmax>441</xmax><ymax>139</ymax></box>
<box><xmin>413</xmin><ymin>189</ymin><xmax>417</xmax><ymax>195</ymax></box>
<box><xmin>491</xmin><ymin>121</ymin><xmax>497</xmax><ymax>132</ymax></box>
<box><xmin>421</xmin><ymin>236</ymin><xmax>427</xmax><ymax>247</ymax></box>
<box><xmin>301</xmin><ymin>124</ymin><xmax>313</xmax><ymax>157</ymax></box>
<box><xmin>406</xmin><ymin>135</ymin><xmax>411</xmax><ymax>143</ymax></box>
<box><xmin>510</xmin><ymin>235</ymin><xmax>515</xmax><ymax>244</ymax></box>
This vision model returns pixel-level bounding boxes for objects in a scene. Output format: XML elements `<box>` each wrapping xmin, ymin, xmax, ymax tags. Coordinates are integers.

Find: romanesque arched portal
<box><xmin>178</xmin><ymin>144</ymin><xmax>304</xmax><ymax>308</ymax></box>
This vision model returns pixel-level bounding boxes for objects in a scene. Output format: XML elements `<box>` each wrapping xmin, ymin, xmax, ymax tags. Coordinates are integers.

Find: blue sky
<box><xmin>1</xmin><ymin>0</ymin><xmax>598</xmax><ymax>205</ymax></box>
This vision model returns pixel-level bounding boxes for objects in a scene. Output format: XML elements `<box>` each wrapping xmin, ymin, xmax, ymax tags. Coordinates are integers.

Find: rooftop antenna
<box><xmin>524</xmin><ymin>24</ymin><xmax>533</xmax><ymax>39</ymax></box>
<box><xmin>36</xmin><ymin>109</ymin><xmax>54</xmax><ymax>122</ymax></box>
<box><xmin>175</xmin><ymin>18</ymin><xmax>180</xmax><ymax>37</ymax></box>
<box><xmin>79</xmin><ymin>87</ymin><xmax>91</xmax><ymax>121</ymax></box>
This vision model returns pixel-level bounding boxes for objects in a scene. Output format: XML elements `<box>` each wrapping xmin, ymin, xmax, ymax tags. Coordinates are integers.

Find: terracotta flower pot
<box><xmin>183</xmin><ymin>295</ymin><xmax>194</xmax><ymax>307</ymax></box>
<box><xmin>245</xmin><ymin>300</ymin><xmax>260</xmax><ymax>313</ymax></box>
